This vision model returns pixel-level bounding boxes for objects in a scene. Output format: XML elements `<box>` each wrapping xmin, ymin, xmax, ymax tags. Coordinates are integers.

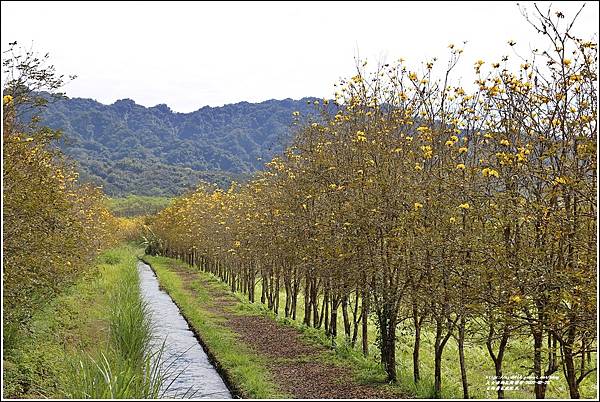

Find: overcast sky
<box><xmin>2</xmin><ymin>1</ymin><xmax>598</xmax><ymax>113</ymax></box>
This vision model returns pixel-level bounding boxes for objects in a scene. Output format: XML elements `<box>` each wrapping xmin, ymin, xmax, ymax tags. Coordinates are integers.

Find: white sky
<box><xmin>1</xmin><ymin>1</ymin><xmax>598</xmax><ymax>113</ymax></box>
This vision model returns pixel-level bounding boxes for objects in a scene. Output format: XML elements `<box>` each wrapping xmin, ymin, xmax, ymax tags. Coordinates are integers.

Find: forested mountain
<box><xmin>38</xmin><ymin>96</ymin><xmax>320</xmax><ymax>195</ymax></box>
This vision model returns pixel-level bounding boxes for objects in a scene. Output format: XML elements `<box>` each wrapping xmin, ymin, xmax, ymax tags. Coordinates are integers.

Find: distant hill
<box><xmin>37</xmin><ymin>96</ymin><xmax>321</xmax><ymax>196</ymax></box>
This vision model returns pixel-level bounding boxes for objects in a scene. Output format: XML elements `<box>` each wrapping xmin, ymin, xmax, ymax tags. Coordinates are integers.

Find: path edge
<box><xmin>138</xmin><ymin>256</ymin><xmax>245</xmax><ymax>399</ymax></box>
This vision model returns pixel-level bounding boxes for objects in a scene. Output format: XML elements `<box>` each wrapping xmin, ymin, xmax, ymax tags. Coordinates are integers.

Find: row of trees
<box><xmin>147</xmin><ymin>7</ymin><xmax>596</xmax><ymax>399</ymax></box>
<box><xmin>2</xmin><ymin>43</ymin><xmax>130</xmax><ymax>334</ymax></box>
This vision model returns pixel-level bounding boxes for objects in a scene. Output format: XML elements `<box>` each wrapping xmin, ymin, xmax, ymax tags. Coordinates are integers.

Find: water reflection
<box><xmin>137</xmin><ymin>261</ymin><xmax>232</xmax><ymax>399</ymax></box>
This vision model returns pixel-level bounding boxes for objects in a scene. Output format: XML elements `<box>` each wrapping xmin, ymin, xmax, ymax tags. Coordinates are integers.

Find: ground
<box><xmin>145</xmin><ymin>257</ymin><xmax>405</xmax><ymax>399</ymax></box>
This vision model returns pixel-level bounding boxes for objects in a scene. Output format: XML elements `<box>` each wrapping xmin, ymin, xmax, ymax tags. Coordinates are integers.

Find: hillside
<box><xmin>38</xmin><ymin>96</ymin><xmax>320</xmax><ymax>196</ymax></box>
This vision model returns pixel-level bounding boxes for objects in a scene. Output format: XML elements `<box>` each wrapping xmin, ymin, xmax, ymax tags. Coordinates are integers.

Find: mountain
<box><xmin>37</xmin><ymin>96</ymin><xmax>320</xmax><ymax>196</ymax></box>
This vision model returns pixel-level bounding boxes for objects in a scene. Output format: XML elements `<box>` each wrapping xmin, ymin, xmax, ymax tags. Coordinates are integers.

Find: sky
<box><xmin>1</xmin><ymin>1</ymin><xmax>598</xmax><ymax>113</ymax></box>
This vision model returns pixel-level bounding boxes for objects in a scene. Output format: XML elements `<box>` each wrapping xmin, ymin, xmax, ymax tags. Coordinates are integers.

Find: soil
<box><xmin>167</xmin><ymin>262</ymin><xmax>405</xmax><ymax>399</ymax></box>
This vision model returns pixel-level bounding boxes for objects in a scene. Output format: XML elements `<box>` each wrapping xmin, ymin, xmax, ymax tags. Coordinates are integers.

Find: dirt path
<box><xmin>166</xmin><ymin>262</ymin><xmax>405</xmax><ymax>399</ymax></box>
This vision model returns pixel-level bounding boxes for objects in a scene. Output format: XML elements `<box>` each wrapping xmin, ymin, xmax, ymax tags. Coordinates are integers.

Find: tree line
<box><xmin>147</xmin><ymin>6</ymin><xmax>596</xmax><ymax>399</ymax></box>
<box><xmin>2</xmin><ymin>43</ymin><xmax>135</xmax><ymax>338</ymax></box>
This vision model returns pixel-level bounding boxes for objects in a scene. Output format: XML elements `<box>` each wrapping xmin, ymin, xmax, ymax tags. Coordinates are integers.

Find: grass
<box><xmin>66</xmin><ymin>247</ymin><xmax>168</xmax><ymax>399</ymax></box>
<box><xmin>147</xmin><ymin>256</ymin><xmax>597</xmax><ymax>399</ymax></box>
<box><xmin>141</xmin><ymin>255</ymin><xmax>287</xmax><ymax>398</ymax></box>
<box><xmin>2</xmin><ymin>244</ymin><xmax>171</xmax><ymax>399</ymax></box>
<box><xmin>250</xmin><ymin>275</ymin><xmax>598</xmax><ymax>399</ymax></box>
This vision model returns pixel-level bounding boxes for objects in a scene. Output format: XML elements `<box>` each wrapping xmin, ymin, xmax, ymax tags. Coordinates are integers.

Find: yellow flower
<box><xmin>553</xmin><ymin>176</ymin><xmax>568</xmax><ymax>185</ymax></box>
<box><xmin>563</xmin><ymin>58</ymin><xmax>572</xmax><ymax>67</ymax></box>
<box><xmin>414</xmin><ymin>202</ymin><xmax>424</xmax><ymax>210</ymax></box>
<box><xmin>234</xmin><ymin>241</ymin><xmax>241</xmax><ymax>247</ymax></box>
<box><xmin>450</xmin><ymin>135</ymin><xmax>459</xmax><ymax>142</ymax></box>
<box><xmin>409</xmin><ymin>72</ymin><xmax>418</xmax><ymax>81</ymax></box>
<box><xmin>456</xmin><ymin>163</ymin><xmax>466</xmax><ymax>170</ymax></box>
<box><xmin>355</xmin><ymin>130</ymin><xmax>367</xmax><ymax>142</ymax></box>
<box><xmin>445</xmin><ymin>140</ymin><xmax>455</xmax><ymax>147</ymax></box>
<box><xmin>449</xmin><ymin>217</ymin><xmax>457</xmax><ymax>224</ymax></box>
<box><xmin>421</xmin><ymin>145</ymin><xmax>433</xmax><ymax>159</ymax></box>
<box><xmin>416</xmin><ymin>126</ymin><xmax>429</xmax><ymax>132</ymax></box>
<box><xmin>499</xmin><ymin>139</ymin><xmax>510</xmax><ymax>146</ymax></box>
<box><xmin>482</xmin><ymin>167</ymin><xmax>499</xmax><ymax>178</ymax></box>
<box><xmin>459</xmin><ymin>203</ymin><xmax>470</xmax><ymax>210</ymax></box>
<box><xmin>458</xmin><ymin>147</ymin><xmax>468</xmax><ymax>154</ymax></box>
<box><xmin>405</xmin><ymin>136</ymin><xmax>413</xmax><ymax>141</ymax></box>
<box><xmin>3</xmin><ymin>95</ymin><xmax>13</xmax><ymax>105</ymax></box>
<box><xmin>414</xmin><ymin>163</ymin><xmax>423</xmax><ymax>171</ymax></box>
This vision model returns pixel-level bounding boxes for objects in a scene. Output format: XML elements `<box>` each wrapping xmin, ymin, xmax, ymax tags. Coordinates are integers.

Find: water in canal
<box><xmin>137</xmin><ymin>261</ymin><xmax>232</xmax><ymax>399</ymax></box>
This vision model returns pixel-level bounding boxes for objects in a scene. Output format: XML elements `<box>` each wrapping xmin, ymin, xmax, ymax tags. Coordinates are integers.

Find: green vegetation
<box><xmin>146</xmin><ymin>6</ymin><xmax>597</xmax><ymax>400</ymax></box>
<box><xmin>3</xmin><ymin>44</ymin><xmax>121</xmax><ymax>332</ymax></box>
<box><xmin>108</xmin><ymin>195</ymin><xmax>173</xmax><ymax>217</ymax></box>
<box><xmin>34</xmin><ymin>95</ymin><xmax>324</xmax><ymax>196</ymax></box>
<box><xmin>2</xmin><ymin>244</ymin><xmax>167</xmax><ymax>399</ymax></box>
<box><xmin>149</xmin><ymin>256</ymin><xmax>597</xmax><ymax>399</ymax></box>
<box><xmin>142</xmin><ymin>255</ymin><xmax>286</xmax><ymax>398</ymax></box>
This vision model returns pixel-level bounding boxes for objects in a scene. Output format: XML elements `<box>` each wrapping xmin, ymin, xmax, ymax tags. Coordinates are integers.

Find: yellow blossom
<box><xmin>553</xmin><ymin>176</ymin><xmax>568</xmax><ymax>185</ymax></box>
<box><xmin>421</xmin><ymin>145</ymin><xmax>433</xmax><ymax>159</ymax></box>
<box><xmin>459</xmin><ymin>203</ymin><xmax>470</xmax><ymax>210</ymax></box>
<box><xmin>458</xmin><ymin>147</ymin><xmax>468</xmax><ymax>154</ymax></box>
<box><xmin>456</xmin><ymin>163</ymin><xmax>466</xmax><ymax>170</ymax></box>
<box><xmin>414</xmin><ymin>202</ymin><xmax>423</xmax><ymax>210</ymax></box>
<box><xmin>500</xmin><ymin>139</ymin><xmax>510</xmax><ymax>146</ymax></box>
<box><xmin>482</xmin><ymin>167</ymin><xmax>500</xmax><ymax>178</ymax></box>
<box><xmin>355</xmin><ymin>130</ymin><xmax>367</xmax><ymax>142</ymax></box>
<box><xmin>3</xmin><ymin>95</ymin><xmax>13</xmax><ymax>105</ymax></box>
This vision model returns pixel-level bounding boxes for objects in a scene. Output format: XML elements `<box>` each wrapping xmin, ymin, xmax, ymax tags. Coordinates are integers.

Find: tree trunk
<box><xmin>412</xmin><ymin>305</ymin><xmax>422</xmax><ymax>383</ymax></box>
<box><xmin>433</xmin><ymin>318</ymin><xmax>454</xmax><ymax>398</ymax></box>
<box><xmin>486</xmin><ymin>323</ymin><xmax>510</xmax><ymax>399</ymax></box>
<box><xmin>533</xmin><ymin>330</ymin><xmax>546</xmax><ymax>399</ymax></box>
<box><xmin>341</xmin><ymin>295</ymin><xmax>351</xmax><ymax>342</ymax></box>
<box><xmin>361</xmin><ymin>290</ymin><xmax>369</xmax><ymax>356</ymax></box>
<box><xmin>330</xmin><ymin>297</ymin><xmax>338</xmax><ymax>347</ymax></box>
<box><xmin>351</xmin><ymin>288</ymin><xmax>360</xmax><ymax>347</ymax></box>
<box><xmin>312</xmin><ymin>278</ymin><xmax>320</xmax><ymax>328</ymax></box>
<box><xmin>457</xmin><ymin>317</ymin><xmax>469</xmax><ymax>399</ymax></box>
<box><xmin>304</xmin><ymin>274</ymin><xmax>311</xmax><ymax>326</ymax></box>
<box><xmin>323</xmin><ymin>287</ymin><xmax>330</xmax><ymax>335</ymax></box>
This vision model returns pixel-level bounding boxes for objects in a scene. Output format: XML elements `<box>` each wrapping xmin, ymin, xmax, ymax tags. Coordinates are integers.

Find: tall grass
<box><xmin>67</xmin><ymin>252</ymin><xmax>165</xmax><ymax>399</ymax></box>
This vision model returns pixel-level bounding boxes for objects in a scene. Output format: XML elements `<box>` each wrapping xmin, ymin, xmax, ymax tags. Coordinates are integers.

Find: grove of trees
<box><xmin>147</xmin><ymin>6</ymin><xmax>597</xmax><ymax>399</ymax></box>
<box><xmin>32</xmin><ymin>93</ymin><xmax>320</xmax><ymax>196</ymax></box>
<box><xmin>2</xmin><ymin>43</ymin><xmax>131</xmax><ymax>339</ymax></box>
